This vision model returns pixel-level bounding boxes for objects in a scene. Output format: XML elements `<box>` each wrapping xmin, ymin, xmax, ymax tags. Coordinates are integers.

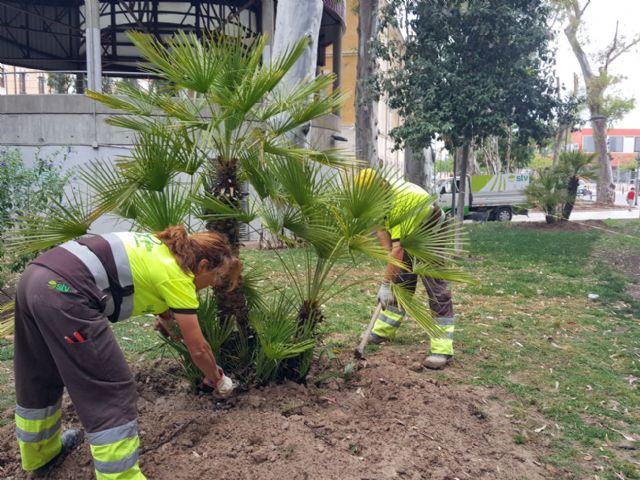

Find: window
<box><xmin>635</xmin><ymin>137</ymin><xmax>640</xmax><ymax>153</ymax></box>
<box><xmin>38</xmin><ymin>75</ymin><xmax>45</xmax><ymax>94</ymax></box>
<box><xmin>0</xmin><ymin>66</ymin><xmax>4</xmax><ymax>89</ymax></box>
<box><xmin>582</xmin><ymin>136</ymin><xmax>594</xmax><ymax>152</ymax></box>
<box><xmin>608</xmin><ymin>136</ymin><xmax>624</xmax><ymax>152</ymax></box>
<box><xmin>18</xmin><ymin>72</ymin><xmax>26</xmax><ymax>94</ymax></box>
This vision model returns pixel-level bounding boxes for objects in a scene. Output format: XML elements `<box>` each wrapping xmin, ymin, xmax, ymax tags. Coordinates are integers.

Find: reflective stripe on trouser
<box><xmin>430</xmin><ymin>316</ymin><xmax>454</xmax><ymax>355</ymax></box>
<box><xmin>15</xmin><ymin>399</ymin><xmax>63</xmax><ymax>471</ymax></box>
<box><xmin>88</xmin><ymin>420</ymin><xmax>146</xmax><ymax>480</ymax></box>
<box><xmin>371</xmin><ymin>305</ymin><xmax>405</xmax><ymax>340</ymax></box>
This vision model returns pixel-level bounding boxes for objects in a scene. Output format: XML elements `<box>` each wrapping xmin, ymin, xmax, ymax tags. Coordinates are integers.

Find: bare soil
<box><xmin>0</xmin><ymin>347</ymin><xmax>558</xmax><ymax>480</ymax></box>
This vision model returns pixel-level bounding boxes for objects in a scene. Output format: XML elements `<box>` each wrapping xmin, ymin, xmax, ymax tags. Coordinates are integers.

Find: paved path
<box><xmin>512</xmin><ymin>208</ymin><xmax>640</xmax><ymax>223</ymax></box>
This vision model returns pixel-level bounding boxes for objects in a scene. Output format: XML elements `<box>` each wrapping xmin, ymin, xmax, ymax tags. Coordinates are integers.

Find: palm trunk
<box><xmin>562</xmin><ymin>176</ymin><xmax>580</xmax><ymax>220</ymax></box>
<box><xmin>205</xmin><ymin>159</ymin><xmax>251</xmax><ymax>361</ymax></box>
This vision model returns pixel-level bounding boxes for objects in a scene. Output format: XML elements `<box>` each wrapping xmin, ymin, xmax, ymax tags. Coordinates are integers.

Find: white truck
<box><xmin>437</xmin><ymin>173</ymin><xmax>530</xmax><ymax>221</ymax></box>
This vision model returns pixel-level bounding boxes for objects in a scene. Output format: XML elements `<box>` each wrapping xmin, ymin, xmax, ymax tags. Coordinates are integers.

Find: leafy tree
<box><xmin>556</xmin><ymin>0</ymin><xmax>640</xmax><ymax>204</ymax></box>
<box><xmin>377</xmin><ymin>0</ymin><xmax>558</xmax><ymax>238</ymax></box>
<box><xmin>47</xmin><ymin>73</ymin><xmax>74</xmax><ymax>94</ymax></box>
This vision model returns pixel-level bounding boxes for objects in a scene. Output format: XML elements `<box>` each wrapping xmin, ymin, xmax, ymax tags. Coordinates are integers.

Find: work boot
<box><xmin>423</xmin><ymin>354</ymin><xmax>452</xmax><ymax>370</ymax></box>
<box><xmin>32</xmin><ymin>429</ymin><xmax>84</xmax><ymax>477</ymax></box>
<box><xmin>367</xmin><ymin>332</ymin><xmax>388</xmax><ymax>345</ymax></box>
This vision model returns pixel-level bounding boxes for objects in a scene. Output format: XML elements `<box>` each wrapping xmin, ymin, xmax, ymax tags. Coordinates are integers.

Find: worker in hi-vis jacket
<box><xmin>13</xmin><ymin>225</ymin><xmax>240</xmax><ymax>478</ymax></box>
<box><xmin>357</xmin><ymin>169</ymin><xmax>456</xmax><ymax>370</ymax></box>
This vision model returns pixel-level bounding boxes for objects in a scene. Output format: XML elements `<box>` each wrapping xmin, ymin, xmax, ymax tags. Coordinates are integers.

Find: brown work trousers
<box><xmin>14</xmin><ymin>264</ymin><xmax>137</xmax><ymax>434</ymax></box>
<box><xmin>395</xmin><ymin>252</ymin><xmax>454</xmax><ymax>318</ymax></box>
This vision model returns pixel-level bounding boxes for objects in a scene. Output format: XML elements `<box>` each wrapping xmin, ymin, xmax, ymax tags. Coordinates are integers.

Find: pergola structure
<box><xmin>0</xmin><ymin>0</ymin><xmax>345</xmax><ymax>91</ymax></box>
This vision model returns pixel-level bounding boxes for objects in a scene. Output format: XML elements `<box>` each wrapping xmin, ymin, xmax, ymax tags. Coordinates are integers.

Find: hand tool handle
<box><xmin>354</xmin><ymin>303</ymin><xmax>382</xmax><ymax>359</ymax></box>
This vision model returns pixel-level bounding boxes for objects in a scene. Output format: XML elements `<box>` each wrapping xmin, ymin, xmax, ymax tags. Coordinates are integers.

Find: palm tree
<box><xmin>556</xmin><ymin>151</ymin><xmax>596</xmax><ymax>220</ymax></box>
<box><xmin>526</xmin><ymin>168</ymin><xmax>568</xmax><ymax>224</ymax></box>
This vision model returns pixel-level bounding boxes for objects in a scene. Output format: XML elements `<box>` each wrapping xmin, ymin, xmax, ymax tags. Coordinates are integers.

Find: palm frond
<box><xmin>0</xmin><ymin>301</ymin><xmax>14</xmax><ymax>337</ymax></box>
<box><xmin>132</xmin><ymin>184</ymin><xmax>193</xmax><ymax>232</ymax></box>
<box><xmin>6</xmin><ymin>189</ymin><xmax>98</xmax><ymax>254</ymax></box>
<box><xmin>411</xmin><ymin>262</ymin><xmax>475</xmax><ymax>284</ymax></box>
<box><xmin>392</xmin><ymin>284</ymin><xmax>443</xmax><ymax>338</ymax></box>
<box><xmin>194</xmin><ymin>193</ymin><xmax>257</xmax><ymax>224</ymax></box>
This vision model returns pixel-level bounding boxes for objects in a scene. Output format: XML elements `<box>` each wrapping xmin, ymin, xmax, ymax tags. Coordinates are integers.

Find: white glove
<box><xmin>377</xmin><ymin>282</ymin><xmax>395</xmax><ymax>307</ymax></box>
<box><xmin>215</xmin><ymin>374</ymin><xmax>234</xmax><ymax>398</ymax></box>
<box><xmin>204</xmin><ymin>368</ymin><xmax>234</xmax><ymax>398</ymax></box>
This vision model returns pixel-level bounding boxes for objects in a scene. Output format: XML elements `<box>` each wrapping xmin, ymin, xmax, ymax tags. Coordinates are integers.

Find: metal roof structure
<box><xmin>0</xmin><ymin>0</ymin><xmax>346</xmax><ymax>73</ymax></box>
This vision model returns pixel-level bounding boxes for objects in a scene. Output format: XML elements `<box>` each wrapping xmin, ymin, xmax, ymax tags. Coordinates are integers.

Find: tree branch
<box><xmin>607</xmin><ymin>33</ymin><xmax>640</xmax><ymax>67</ymax></box>
<box><xmin>603</xmin><ymin>21</ymin><xmax>620</xmax><ymax>71</ymax></box>
<box><xmin>578</xmin><ymin>0</ymin><xmax>591</xmax><ymax>18</ymax></box>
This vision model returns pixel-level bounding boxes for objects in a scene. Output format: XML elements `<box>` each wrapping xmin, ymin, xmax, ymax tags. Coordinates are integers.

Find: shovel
<box><xmin>354</xmin><ymin>303</ymin><xmax>382</xmax><ymax>359</ymax></box>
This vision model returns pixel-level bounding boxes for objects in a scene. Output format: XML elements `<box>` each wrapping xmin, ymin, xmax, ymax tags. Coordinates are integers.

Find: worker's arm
<box><xmin>384</xmin><ymin>241</ymin><xmax>406</xmax><ymax>283</ymax></box>
<box><xmin>376</xmin><ymin>229</ymin><xmax>393</xmax><ymax>252</ymax></box>
<box><xmin>173</xmin><ymin>313</ymin><xmax>222</xmax><ymax>383</ymax></box>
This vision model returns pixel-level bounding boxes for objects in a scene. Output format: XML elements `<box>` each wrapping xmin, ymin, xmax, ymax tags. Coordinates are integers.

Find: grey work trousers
<box><xmin>14</xmin><ymin>263</ymin><xmax>137</xmax><ymax>435</ymax></box>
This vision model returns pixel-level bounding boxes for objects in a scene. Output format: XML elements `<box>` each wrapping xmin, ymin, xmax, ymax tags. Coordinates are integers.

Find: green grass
<box><xmin>1</xmin><ymin>221</ymin><xmax>639</xmax><ymax>478</ymax></box>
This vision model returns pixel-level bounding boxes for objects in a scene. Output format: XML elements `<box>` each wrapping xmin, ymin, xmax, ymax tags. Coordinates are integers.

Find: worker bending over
<box><xmin>14</xmin><ymin>225</ymin><xmax>240</xmax><ymax>478</ymax></box>
<box><xmin>358</xmin><ymin>169</ymin><xmax>456</xmax><ymax>369</ymax></box>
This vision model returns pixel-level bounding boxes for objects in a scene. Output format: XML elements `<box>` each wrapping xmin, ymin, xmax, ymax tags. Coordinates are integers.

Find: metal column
<box><xmin>85</xmin><ymin>0</ymin><xmax>102</xmax><ymax>92</ymax></box>
<box><xmin>261</xmin><ymin>0</ymin><xmax>275</xmax><ymax>63</ymax></box>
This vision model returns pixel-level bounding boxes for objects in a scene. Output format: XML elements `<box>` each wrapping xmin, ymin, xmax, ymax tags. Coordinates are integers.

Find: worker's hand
<box><xmin>377</xmin><ymin>282</ymin><xmax>395</xmax><ymax>307</ymax></box>
<box><xmin>203</xmin><ymin>368</ymin><xmax>234</xmax><ymax>399</ymax></box>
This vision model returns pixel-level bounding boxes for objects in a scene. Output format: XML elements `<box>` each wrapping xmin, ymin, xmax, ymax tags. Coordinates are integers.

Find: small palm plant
<box><xmin>556</xmin><ymin>151</ymin><xmax>596</xmax><ymax>220</ymax></box>
<box><xmin>526</xmin><ymin>168</ymin><xmax>568</xmax><ymax>224</ymax></box>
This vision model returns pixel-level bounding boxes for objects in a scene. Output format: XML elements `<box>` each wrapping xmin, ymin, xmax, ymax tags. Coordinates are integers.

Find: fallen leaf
<box><xmin>534</xmin><ymin>425</ymin><xmax>547</xmax><ymax>433</ymax></box>
<box><xmin>583</xmin><ymin>454</ymin><xmax>592</xmax><ymax>461</ymax></box>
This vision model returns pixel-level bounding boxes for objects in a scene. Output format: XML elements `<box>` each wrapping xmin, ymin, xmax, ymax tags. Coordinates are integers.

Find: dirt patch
<box><xmin>0</xmin><ymin>348</ymin><xmax>557</xmax><ymax>480</ymax></box>
<box><xmin>593</xmin><ymin>246</ymin><xmax>640</xmax><ymax>302</ymax></box>
<box><xmin>514</xmin><ymin>219</ymin><xmax>609</xmax><ymax>233</ymax></box>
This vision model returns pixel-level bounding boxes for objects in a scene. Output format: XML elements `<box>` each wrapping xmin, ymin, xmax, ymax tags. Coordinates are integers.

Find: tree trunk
<box><xmin>455</xmin><ymin>142</ymin><xmax>470</xmax><ymax>252</ymax></box>
<box><xmin>562</xmin><ymin>175</ymin><xmax>580</xmax><ymax>220</ymax></box>
<box><xmin>405</xmin><ymin>145</ymin><xmax>426</xmax><ymax>187</ymax></box>
<box><xmin>356</xmin><ymin>0</ymin><xmax>379</xmax><ymax>167</ymax></box>
<box><xmin>563</xmin><ymin>9</ymin><xmax>615</xmax><ymax>205</ymax></box>
<box><xmin>423</xmin><ymin>147</ymin><xmax>435</xmax><ymax>193</ymax></box>
<box><xmin>272</xmin><ymin>0</ymin><xmax>323</xmax><ymax>145</ymax></box>
<box><xmin>591</xmin><ymin>115</ymin><xmax>615</xmax><ymax>204</ymax></box>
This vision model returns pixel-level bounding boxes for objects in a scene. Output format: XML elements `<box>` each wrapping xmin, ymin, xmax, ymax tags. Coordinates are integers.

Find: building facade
<box><xmin>570</xmin><ymin>128</ymin><xmax>640</xmax><ymax>168</ymax></box>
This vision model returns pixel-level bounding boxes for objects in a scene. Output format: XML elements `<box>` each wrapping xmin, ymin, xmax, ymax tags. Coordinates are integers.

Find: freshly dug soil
<box><xmin>0</xmin><ymin>348</ymin><xmax>553</xmax><ymax>480</ymax></box>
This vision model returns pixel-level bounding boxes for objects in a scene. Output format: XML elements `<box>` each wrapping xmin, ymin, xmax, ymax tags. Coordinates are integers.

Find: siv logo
<box><xmin>48</xmin><ymin>280</ymin><xmax>71</xmax><ymax>293</ymax></box>
<box><xmin>516</xmin><ymin>175</ymin><xmax>529</xmax><ymax>182</ymax></box>
<box><xmin>133</xmin><ymin>233</ymin><xmax>162</xmax><ymax>252</ymax></box>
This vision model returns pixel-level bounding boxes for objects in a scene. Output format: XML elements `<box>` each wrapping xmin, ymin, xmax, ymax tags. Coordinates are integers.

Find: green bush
<box><xmin>0</xmin><ymin>149</ymin><xmax>71</xmax><ymax>289</ymax></box>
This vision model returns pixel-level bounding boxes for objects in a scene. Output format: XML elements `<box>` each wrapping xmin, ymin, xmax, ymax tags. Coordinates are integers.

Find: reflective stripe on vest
<box><xmin>102</xmin><ymin>233</ymin><xmax>134</xmax><ymax>321</ymax></box>
<box><xmin>61</xmin><ymin>236</ymin><xmax>134</xmax><ymax>322</ymax></box>
<box><xmin>59</xmin><ymin>241</ymin><xmax>109</xmax><ymax>291</ymax></box>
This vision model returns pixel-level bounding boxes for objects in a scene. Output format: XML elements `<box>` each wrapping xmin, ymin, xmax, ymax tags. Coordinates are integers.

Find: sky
<box><xmin>555</xmin><ymin>0</ymin><xmax>640</xmax><ymax>128</ymax></box>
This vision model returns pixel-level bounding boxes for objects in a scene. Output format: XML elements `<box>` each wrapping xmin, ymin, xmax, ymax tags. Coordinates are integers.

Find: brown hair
<box><xmin>156</xmin><ymin>225</ymin><xmax>242</xmax><ymax>290</ymax></box>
